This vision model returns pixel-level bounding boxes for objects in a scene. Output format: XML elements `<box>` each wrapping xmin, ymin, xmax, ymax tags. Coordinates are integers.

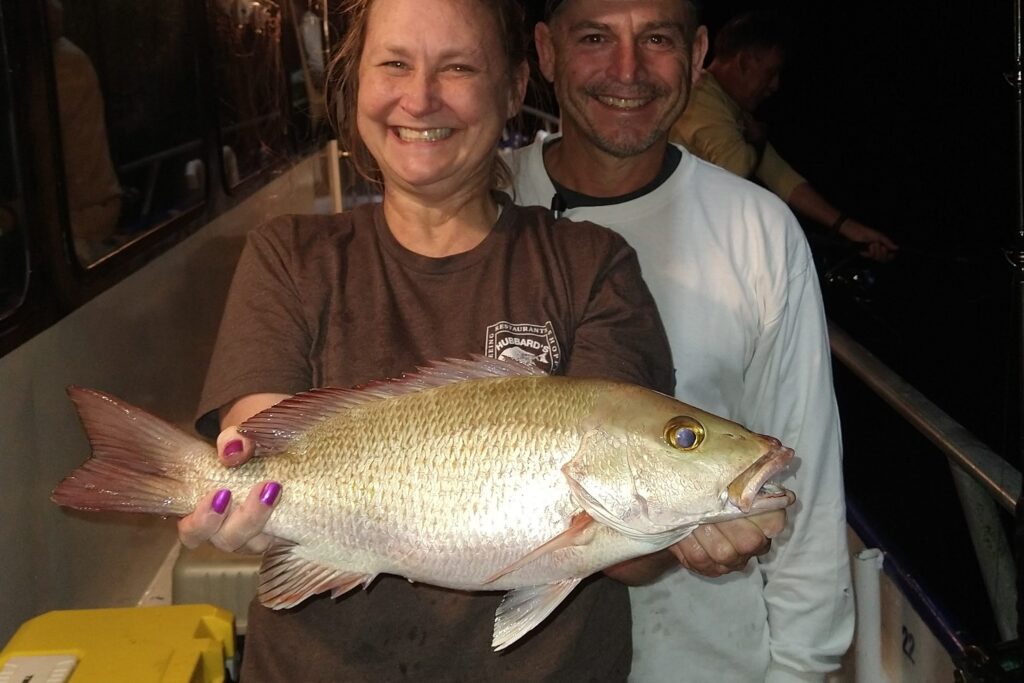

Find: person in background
<box><xmin>47</xmin><ymin>0</ymin><xmax>122</xmax><ymax>264</ymax></box>
<box><xmin>511</xmin><ymin>0</ymin><xmax>853</xmax><ymax>680</ymax></box>
<box><xmin>672</xmin><ymin>9</ymin><xmax>898</xmax><ymax>262</ymax></box>
<box><xmin>176</xmin><ymin>0</ymin><xmax>782</xmax><ymax>679</ymax></box>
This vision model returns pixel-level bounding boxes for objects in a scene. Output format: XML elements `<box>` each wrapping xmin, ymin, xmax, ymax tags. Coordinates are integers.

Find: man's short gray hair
<box><xmin>543</xmin><ymin>0</ymin><xmax>701</xmax><ymax>42</ymax></box>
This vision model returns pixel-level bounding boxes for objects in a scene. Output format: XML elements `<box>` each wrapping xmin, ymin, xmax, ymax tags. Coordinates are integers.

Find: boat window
<box><xmin>0</xmin><ymin>19</ymin><xmax>26</xmax><ymax>321</ymax></box>
<box><xmin>282</xmin><ymin>0</ymin><xmax>329</xmax><ymax>151</ymax></box>
<box><xmin>207</xmin><ymin>0</ymin><xmax>289</xmax><ymax>190</ymax></box>
<box><xmin>48</xmin><ymin>0</ymin><xmax>207</xmax><ymax>267</ymax></box>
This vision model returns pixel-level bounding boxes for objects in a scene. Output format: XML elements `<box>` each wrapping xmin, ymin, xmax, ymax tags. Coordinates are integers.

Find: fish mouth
<box><xmin>727</xmin><ymin>438</ymin><xmax>795</xmax><ymax>513</ymax></box>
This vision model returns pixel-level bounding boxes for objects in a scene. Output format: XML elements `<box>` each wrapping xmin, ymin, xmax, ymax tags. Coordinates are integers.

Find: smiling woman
<box><xmin>352</xmin><ymin>0</ymin><xmax>528</xmax><ymax>248</ymax></box>
<box><xmin>172</xmin><ymin>0</ymin><xmax>680</xmax><ymax>680</ymax></box>
<box><xmin>333</xmin><ymin>0</ymin><xmax>529</xmax><ymax>196</ymax></box>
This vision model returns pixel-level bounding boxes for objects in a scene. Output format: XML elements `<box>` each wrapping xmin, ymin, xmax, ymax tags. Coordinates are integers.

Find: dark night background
<box><xmin>523</xmin><ymin>0</ymin><xmax>1021</xmax><ymax>649</ymax></box>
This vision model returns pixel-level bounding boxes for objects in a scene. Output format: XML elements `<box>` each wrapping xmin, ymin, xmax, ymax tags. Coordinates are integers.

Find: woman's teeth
<box><xmin>396</xmin><ymin>127</ymin><xmax>453</xmax><ymax>142</ymax></box>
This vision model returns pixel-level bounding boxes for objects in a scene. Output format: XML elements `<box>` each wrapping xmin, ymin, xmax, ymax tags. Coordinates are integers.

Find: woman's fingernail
<box><xmin>223</xmin><ymin>439</ymin><xmax>244</xmax><ymax>458</ymax></box>
<box><xmin>260</xmin><ymin>482</ymin><xmax>282</xmax><ymax>507</ymax></box>
<box><xmin>211</xmin><ymin>489</ymin><xmax>232</xmax><ymax>514</ymax></box>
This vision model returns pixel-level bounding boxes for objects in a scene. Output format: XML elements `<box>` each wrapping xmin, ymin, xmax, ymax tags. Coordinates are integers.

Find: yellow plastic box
<box><xmin>0</xmin><ymin>604</ymin><xmax>235</xmax><ymax>683</ymax></box>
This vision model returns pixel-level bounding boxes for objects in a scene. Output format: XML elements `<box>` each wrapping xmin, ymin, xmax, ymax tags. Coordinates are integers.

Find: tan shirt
<box><xmin>198</xmin><ymin>199</ymin><xmax>674</xmax><ymax>681</ymax></box>
<box><xmin>671</xmin><ymin>70</ymin><xmax>806</xmax><ymax>202</ymax></box>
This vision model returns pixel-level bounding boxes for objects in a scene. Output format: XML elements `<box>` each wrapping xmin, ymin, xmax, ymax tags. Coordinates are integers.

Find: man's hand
<box><xmin>603</xmin><ymin>508</ymin><xmax>788</xmax><ymax>585</ymax></box>
<box><xmin>668</xmin><ymin>510</ymin><xmax>786</xmax><ymax>578</ymax></box>
<box><xmin>838</xmin><ymin>219</ymin><xmax>899</xmax><ymax>262</ymax></box>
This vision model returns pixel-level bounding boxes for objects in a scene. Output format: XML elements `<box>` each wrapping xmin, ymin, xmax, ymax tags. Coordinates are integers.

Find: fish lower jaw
<box><xmin>746</xmin><ymin>483</ymin><xmax>795</xmax><ymax>512</ymax></box>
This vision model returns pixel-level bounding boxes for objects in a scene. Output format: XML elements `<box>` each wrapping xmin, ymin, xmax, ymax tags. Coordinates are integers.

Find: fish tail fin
<box><xmin>51</xmin><ymin>386</ymin><xmax>209</xmax><ymax>516</ymax></box>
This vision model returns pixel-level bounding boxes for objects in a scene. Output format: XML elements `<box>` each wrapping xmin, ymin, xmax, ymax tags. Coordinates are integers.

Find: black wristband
<box><xmin>831</xmin><ymin>213</ymin><xmax>849</xmax><ymax>234</ymax></box>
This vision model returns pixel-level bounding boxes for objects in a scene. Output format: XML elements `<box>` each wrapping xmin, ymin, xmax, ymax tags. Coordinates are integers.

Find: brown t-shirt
<box><xmin>198</xmin><ymin>198</ymin><xmax>674</xmax><ymax>682</ymax></box>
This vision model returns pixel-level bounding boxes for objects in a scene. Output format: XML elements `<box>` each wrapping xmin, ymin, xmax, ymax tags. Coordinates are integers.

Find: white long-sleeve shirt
<box><xmin>510</xmin><ymin>140</ymin><xmax>854</xmax><ymax>683</ymax></box>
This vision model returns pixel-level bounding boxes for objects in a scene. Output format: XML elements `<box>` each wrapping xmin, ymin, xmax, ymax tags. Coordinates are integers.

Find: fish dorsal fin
<box><xmin>491</xmin><ymin>579</ymin><xmax>582</xmax><ymax>651</ymax></box>
<box><xmin>483</xmin><ymin>512</ymin><xmax>597</xmax><ymax>585</ymax></box>
<box><xmin>239</xmin><ymin>356</ymin><xmax>546</xmax><ymax>455</ymax></box>
<box><xmin>257</xmin><ymin>539</ymin><xmax>375</xmax><ymax>609</ymax></box>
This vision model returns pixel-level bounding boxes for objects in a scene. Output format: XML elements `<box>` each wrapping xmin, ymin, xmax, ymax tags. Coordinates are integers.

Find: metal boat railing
<box><xmin>829</xmin><ymin>320</ymin><xmax>1021</xmax><ymax>642</ymax></box>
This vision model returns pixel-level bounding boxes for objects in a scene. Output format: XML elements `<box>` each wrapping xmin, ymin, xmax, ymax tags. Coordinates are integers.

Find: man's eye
<box><xmin>581</xmin><ymin>34</ymin><xmax>605</xmax><ymax>44</ymax></box>
<box><xmin>381</xmin><ymin>61</ymin><xmax>408</xmax><ymax>69</ymax></box>
<box><xmin>645</xmin><ymin>34</ymin><xmax>674</xmax><ymax>48</ymax></box>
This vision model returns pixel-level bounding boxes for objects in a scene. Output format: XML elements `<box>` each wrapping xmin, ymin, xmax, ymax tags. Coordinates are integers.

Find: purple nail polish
<box><xmin>260</xmin><ymin>482</ymin><xmax>282</xmax><ymax>507</ymax></box>
<box><xmin>223</xmin><ymin>439</ymin><xmax>244</xmax><ymax>458</ymax></box>
<box><xmin>211</xmin><ymin>489</ymin><xmax>231</xmax><ymax>514</ymax></box>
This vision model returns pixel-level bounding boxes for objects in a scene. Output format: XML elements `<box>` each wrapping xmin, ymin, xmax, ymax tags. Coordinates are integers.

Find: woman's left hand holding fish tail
<box><xmin>178</xmin><ymin>478</ymin><xmax>280</xmax><ymax>553</ymax></box>
<box><xmin>177</xmin><ymin>393</ymin><xmax>289</xmax><ymax>553</ymax></box>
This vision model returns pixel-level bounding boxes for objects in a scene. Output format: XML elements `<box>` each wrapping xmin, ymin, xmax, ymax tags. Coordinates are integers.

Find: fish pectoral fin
<box><xmin>257</xmin><ymin>540</ymin><xmax>375</xmax><ymax>610</ymax></box>
<box><xmin>492</xmin><ymin>578</ymin><xmax>582</xmax><ymax>651</ymax></box>
<box><xmin>482</xmin><ymin>512</ymin><xmax>597</xmax><ymax>585</ymax></box>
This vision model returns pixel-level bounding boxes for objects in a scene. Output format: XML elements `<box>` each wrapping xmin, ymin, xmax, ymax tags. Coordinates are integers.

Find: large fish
<box><xmin>52</xmin><ymin>358</ymin><xmax>794</xmax><ymax>650</ymax></box>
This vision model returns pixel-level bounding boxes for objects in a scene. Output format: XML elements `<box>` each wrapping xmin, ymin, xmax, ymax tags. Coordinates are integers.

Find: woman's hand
<box><xmin>177</xmin><ymin>393</ymin><xmax>289</xmax><ymax>554</ymax></box>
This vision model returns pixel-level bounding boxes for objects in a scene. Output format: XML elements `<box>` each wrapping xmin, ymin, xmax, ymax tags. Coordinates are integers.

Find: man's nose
<box><xmin>610</xmin><ymin>42</ymin><xmax>645</xmax><ymax>83</ymax></box>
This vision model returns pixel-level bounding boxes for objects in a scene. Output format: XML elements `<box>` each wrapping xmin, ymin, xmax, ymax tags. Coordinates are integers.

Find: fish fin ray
<box><xmin>492</xmin><ymin>579</ymin><xmax>582</xmax><ymax>651</ymax></box>
<box><xmin>51</xmin><ymin>387</ymin><xmax>204</xmax><ymax>515</ymax></box>
<box><xmin>483</xmin><ymin>512</ymin><xmax>597</xmax><ymax>585</ymax></box>
<box><xmin>257</xmin><ymin>540</ymin><xmax>374</xmax><ymax>609</ymax></box>
<box><xmin>240</xmin><ymin>356</ymin><xmax>545</xmax><ymax>455</ymax></box>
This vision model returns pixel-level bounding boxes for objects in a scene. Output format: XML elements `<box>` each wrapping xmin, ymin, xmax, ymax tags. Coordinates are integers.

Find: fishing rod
<box><xmin>1008</xmin><ymin>0</ymin><xmax>1024</xmax><ymax>648</ymax></box>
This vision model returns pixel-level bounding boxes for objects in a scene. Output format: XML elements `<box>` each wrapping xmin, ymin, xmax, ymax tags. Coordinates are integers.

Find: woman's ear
<box><xmin>508</xmin><ymin>60</ymin><xmax>530</xmax><ymax>118</ymax></box>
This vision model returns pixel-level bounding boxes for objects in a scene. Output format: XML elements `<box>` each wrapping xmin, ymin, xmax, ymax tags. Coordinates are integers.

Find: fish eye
<box><xmin>664</xmin><ymin>416</ymin><xmax>705</xmax><ymax>451</ymax></box>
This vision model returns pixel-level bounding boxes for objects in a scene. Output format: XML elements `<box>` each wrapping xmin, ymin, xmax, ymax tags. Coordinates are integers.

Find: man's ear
<box><xmin>691</xmin><ymin>26</ymin><xmax>709</xmax><ymax>82</ymax></box>
<box><xmin>535</xmin><ymin>21</ymin><xmax>557</xmax><ymax>83</ymax></box>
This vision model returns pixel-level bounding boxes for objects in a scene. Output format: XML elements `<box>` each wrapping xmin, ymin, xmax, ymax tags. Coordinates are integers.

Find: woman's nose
<box><xmin>401</xmin><ymin>71</ymin><xmax>441</xmax><ymax>116</ymax></box>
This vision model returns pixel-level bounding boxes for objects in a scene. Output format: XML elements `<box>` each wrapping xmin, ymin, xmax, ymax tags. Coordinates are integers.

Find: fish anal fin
<box><xmin>483</xmin><ymin>512</ymin><xmax>597</xmax><ymax>585</ymax></box>
<box><xmin>257</xmin><ymin>540</ymin><xmax>375</xmax><ymax>610</ymax></box>
<box><xmin>492</xmin><ymin>578</ymin><xmax>582</xmax><ymax>651</ymax></box>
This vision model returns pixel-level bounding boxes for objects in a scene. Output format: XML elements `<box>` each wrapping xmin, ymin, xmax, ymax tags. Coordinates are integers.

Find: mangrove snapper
<box><xmin>52</xmin><ymin>358</ymin><xmax>794</xmax><ymax>650</ymax></box>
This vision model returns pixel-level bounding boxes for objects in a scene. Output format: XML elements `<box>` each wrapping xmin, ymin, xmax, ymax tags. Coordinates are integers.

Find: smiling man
<box><xmin>510</xmin><ymin>1</ymin><xmax>854</xmax><ymax>681</ymax></box>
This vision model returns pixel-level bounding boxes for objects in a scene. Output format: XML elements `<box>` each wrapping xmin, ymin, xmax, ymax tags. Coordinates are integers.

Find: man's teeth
<box><xmin>597</xmin><ymin>95</ymin><xmax>648</xmax><ymax>109</ymax></box>
<box><xmin>396</xmin><ymin>127</ymin><xmax>453</xmax><ymax>142</ymax></box>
